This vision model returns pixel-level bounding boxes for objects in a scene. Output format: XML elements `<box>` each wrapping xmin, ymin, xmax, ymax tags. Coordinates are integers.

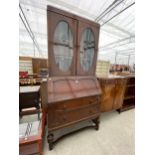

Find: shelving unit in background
<box><xmin>19</xmin><ymin>56</ymin><xmax>48</xmax><ymax>86</ymax></box>
<box><xmin>119</xmin><ymin>75</ymin><xmax>135</xmax><ymax>112</ymax></box>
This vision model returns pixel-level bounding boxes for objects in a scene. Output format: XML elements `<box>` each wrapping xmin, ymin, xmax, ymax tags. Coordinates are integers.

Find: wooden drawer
<box><xmin>63</xmin><ymin>103</ymin><xmax>100</xmax><ymax>123</ymax></box>
<box><xmin>19</xmin><ymin>142</ymin><xmax>39</xmax><ymax>155</ymax></box>
<box><xmin>57</xmin><ymin>96</ymin><xmax>98</xmax><ymax>110</ymax></box>
<box><xmin>48</xmin><ymin>102</ymin><xmax>100</xmax><ymax>129</ymax></box>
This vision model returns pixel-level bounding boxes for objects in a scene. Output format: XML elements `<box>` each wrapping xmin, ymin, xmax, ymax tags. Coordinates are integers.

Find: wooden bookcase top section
<box><xmin>47</xmin><ymin>5</ymin><xmax>100</xmax><ymax>76</ymax></box>
<box><xmin>47</xmin><ymin>5</ymin><xmax>100</xmax><ymax>28</ymax></box>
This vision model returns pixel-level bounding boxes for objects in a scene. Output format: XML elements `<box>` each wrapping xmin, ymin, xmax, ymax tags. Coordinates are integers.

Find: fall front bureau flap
<box><xmin>45</xmin><ymin>76</ymin><xmax>101</xmax><ymax>104</ymax></box>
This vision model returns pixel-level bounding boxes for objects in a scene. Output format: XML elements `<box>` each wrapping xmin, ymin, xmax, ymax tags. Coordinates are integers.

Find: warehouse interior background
<box><xmin>19</xmin><ymin>0</ymin><xmax>135</xmax><ymax>66</ymax></box>
<box><xmin>18</xmin><ymin>1</ymin><xmax>136</xmax><ymax>155</ymax></box>
<box><xmin>1</xmin><ymin>0</ymin><xmax>155</xmax><ymax>155</ymax></box>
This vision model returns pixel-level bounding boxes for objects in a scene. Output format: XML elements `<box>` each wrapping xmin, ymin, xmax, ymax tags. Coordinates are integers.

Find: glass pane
<box><xmin>53</xmin><ymin>21</ymin><xmax>73</xmax><ymax>72</ymax></box>
<box><xmin>80</xmin><ymin>28</ymin><xmax>95</xmax><ymax>71</ymax></box>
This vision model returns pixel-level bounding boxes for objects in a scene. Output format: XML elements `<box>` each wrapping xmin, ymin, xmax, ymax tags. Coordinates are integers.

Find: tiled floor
<box><xmin>43</xmin><ymin>109</ymin><xmax>135</xmax><ymax>155</ymax></box>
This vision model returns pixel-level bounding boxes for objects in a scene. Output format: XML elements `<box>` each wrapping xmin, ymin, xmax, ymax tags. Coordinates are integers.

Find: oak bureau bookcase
<box><xmin>41</xmin><ymin>5</ymin><xmax>101</xmax><ymax>150</ymax></box>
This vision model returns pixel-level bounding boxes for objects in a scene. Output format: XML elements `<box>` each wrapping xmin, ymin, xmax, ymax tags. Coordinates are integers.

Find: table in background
<box><xmin>19</xmin><ymin>86</ymin><xmax>40</xmax><ymax>116</ymax></box>
<box><xmin>19</xmin><ymin>112</ymin><xmax>45</xmax><ymax>155</ymax></box>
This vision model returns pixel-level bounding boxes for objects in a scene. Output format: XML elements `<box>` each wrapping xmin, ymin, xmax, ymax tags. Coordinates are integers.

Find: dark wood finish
<box><xmin>47</xmin><ymin>5</ymin><xmax>100</xmax><ymax>77</ymax></box>
<box><xmin>98</xmin><ymin>77</ymin><xmax>127</xmax><ymax>112</ymax></box>
<box><xmin>40</xmin><ymin>82</ymin><xmax>48</xmax><ymax>112</ymax></box>
<box><xmin>47</xmin><ymin>11</ymin><xmax>77</xmax><ymax>76</ymax></box>
<box><xmin>19</xmin><ymin>108</ymin><xmax>40</xmax><ymax>117</ymax></box>
<box><xmin>41</xmin><ymin>76</ymin><xmax>101</xmax><ymax>150</ymax></box>
<box><xmin>19</xmin><ymin>112</ymin><xmax>45</xmax><ymax>155</ymax></box>
<box><xmin>47</xmin><ymin>6</ymin><xmax>100</xmax><ymax>28</ymax></box>
<box><xmin>32</xmin><ymin>58</ymin><xmax>48</xmax><ymax>76</ymax></box>
<box><xmin>43</xmin><ymin>77</ymin><xmax>101</xmax><ymax>118</ymax></box>
<box><xmin>47</xmin><ymin>116</ymin><xmax>99</xmax><ymax>150</ymax></box>
<box><xmin>46</xmin><ymin>76</ymin><xmax>101</xmax><ymax>103</ymax></box>
<box><xmin>19</xmin><ymin>143</ymin><xmax>39</xmax><ymax>155</ymax></box>
<box><xmin>19</xmin><ymin>86</ymin><xmax>40</xmax><ymax>115</ymax></box>
<box><xmin>45</xmin><ymin>5</ymin><xmax>101</xmax><ymax>150</ymax></box>
<box><xmin>47</xmin><ymin>96</ymin><xmax>100</xmax><ymax>130</ymax></box>
<box><xmin>119</xmin><ymin>75</ymin><xmax>135</xmax><ymax>112</ymax></box>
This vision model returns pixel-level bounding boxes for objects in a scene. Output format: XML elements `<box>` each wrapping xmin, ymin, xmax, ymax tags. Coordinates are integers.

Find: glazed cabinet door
<box><xmin>77</xmin><ymin>21</ymin><xmax>100</xmax><ymax>75</ymax></box>
<box><xmin>47</xmin><ymin>11</ymin><xmax>77</xmax><ymax>76</ymax></box>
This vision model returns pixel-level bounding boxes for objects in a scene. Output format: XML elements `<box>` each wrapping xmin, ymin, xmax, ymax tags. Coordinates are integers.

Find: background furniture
<box><xmin>19</xmin><ymin>56</ymin><xmax>48</xmax><ymax>86</ymax></box>
<box><xmin>41</xmin><ymin>5</ymin><xmax>101</xmax><ymax>150</ymax></box>
<box><xmin>119</xmin><ymin>75</ymin><xmax>135</xmax><ymax>112</ymax></box>
<box><xmin>19</xmin><ymin>77</ymin><xmax>42</xmax><ymax>86</ymax></box>
<box><xmin>19</xmin><ymin>56</ymin><xmax>48</xmax><ymax>80</ymax></box>
<box><xmin>98</xmin><ymin>76</ymin><xmax>127</xmax><ymax>112</ymax></box>
<box><xmin>32</xmin><ymin>58</ymin><xmax>48</xmax><ymax>76</ymax></box>
<box><xmin>19</xmin><ymin>111</ymin><xmax>45</xmax><ymax>155</ymax></box>
<box><xmin>19</xmin><ymin>86</ymin><xmax>40</xmax><ymax>117</ymax></box>
<box><xmin>19</xmin><ymin>71</ymin><xmax>29</xmax><ymax>79</ymax></box>
<box><xmin>19</xmin><ymin>56</ymin><xmax>33</xmax><ymax>75</ymax></box>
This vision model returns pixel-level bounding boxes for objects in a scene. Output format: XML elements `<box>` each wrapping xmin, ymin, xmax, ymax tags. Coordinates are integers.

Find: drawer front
<box><xmin>19</xmin><ymin>142</ymin><xmax>38</xmax><ymax>155</ymax></box>
<box><xmin>48</xmin><ymin>100</ymin><xmax>100</xmax><ymax>129</ymax></box>
<box><xmin>57</xmin><ymin>96</ymin><xmax>98</xmax><ymax>110</ymax></box>
<box><xmin>64</xmin><ymin>103</ymin><xmax>100</xmax><ymax>123</ymax></box>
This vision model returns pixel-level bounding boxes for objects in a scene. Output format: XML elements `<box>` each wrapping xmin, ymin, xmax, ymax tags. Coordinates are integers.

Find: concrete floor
<box><xmin>43</xmin><ymin>109</ymin><xmax>135</xmax><ymax>155</ymax></box>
